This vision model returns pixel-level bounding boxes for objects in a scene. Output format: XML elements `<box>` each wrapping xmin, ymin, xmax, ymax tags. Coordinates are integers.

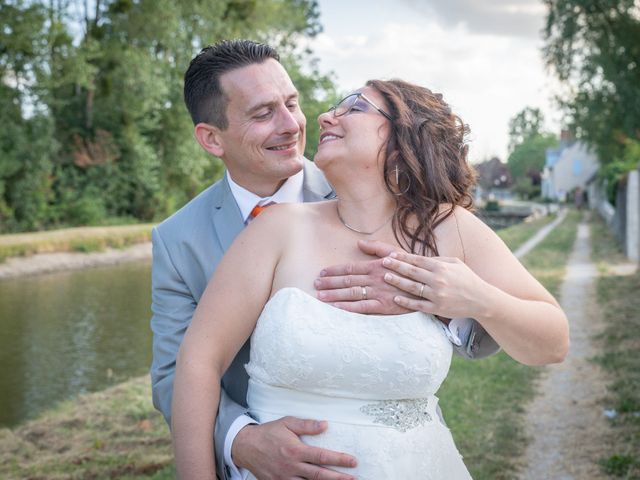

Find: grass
<box><xmin>0</xmin><ymin>211</ymin><xmax>574</xmax><ymax>479</ymax></box>
<box><xmin>497</xmin><ymin>212</ymin><xmax>558</xmax><ymax>252</ymax></box>
<box><xmin>0</xmin><ymin>224</ymin><xmax>154</xmax><ymax>262</ymax></box>
<box><xmin>0</xmin><ymin>376</ymin><xmax>174</xmax><ymax>480</ymax></box>
<box><xmin>590</xmin><ymin>214</ymin><xmax>640</xmax><ymax>479</ymax></box>
<box><xmin>438</xmin><ymin>209</ymin><xmax>580</xmax><ymax>479</ymax></box>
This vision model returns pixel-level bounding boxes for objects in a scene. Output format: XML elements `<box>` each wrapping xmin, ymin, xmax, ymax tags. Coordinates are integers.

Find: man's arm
<box><xmin>314</xmin><ymin>239</ymin><xmax>500</xmax><ymax>359</ymax></box>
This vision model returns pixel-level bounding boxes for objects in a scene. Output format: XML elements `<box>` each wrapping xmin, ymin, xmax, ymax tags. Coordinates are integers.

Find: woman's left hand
<box><xmin>382</xmin><ymin>252</ymin><xmax>490</xmax><ymax>321</ymax></box>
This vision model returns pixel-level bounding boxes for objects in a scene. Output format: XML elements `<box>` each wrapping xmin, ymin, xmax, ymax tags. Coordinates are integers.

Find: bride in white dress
<box><xmin>172</xmin><ymin>79</ymin><xmax>569</xmax><ymax>479</ymax></box>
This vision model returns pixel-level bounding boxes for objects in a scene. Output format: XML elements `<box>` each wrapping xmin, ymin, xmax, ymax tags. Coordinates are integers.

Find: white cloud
<box><xmin>307</xmin><ymin>3</ymin><xmax>561</xmax><ymax>163</ymax></box>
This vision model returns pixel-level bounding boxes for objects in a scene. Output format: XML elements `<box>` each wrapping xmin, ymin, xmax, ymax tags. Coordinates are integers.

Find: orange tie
<box><xmin>250</xmin><ymin>202</ymin><xmax>275</xmax><ymax>219</ymax></box>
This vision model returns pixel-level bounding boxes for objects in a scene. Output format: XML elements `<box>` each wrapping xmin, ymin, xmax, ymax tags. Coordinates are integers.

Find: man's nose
<box><xmin>277</xmin><ymin>107</ymin><xmax>301</xmax><ymax>134</ymax></box>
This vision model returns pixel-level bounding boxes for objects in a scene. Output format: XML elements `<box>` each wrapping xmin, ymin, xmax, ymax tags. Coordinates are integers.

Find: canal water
<box><xmin>0</xmin><ymin>261</ymin><xmax>152</xmax><ymax>427</ymax></box>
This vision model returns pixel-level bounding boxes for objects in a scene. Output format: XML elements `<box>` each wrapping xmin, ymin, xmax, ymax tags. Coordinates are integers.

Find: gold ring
<box><xmin>361</xmin><ymin>286</ymin><xmax>367</xmax><ymax>300</ymax></box>
<box><xmin>419</xmin><ymin>283</ymin><xmax>425</xmax><ymax>298</ymax></box>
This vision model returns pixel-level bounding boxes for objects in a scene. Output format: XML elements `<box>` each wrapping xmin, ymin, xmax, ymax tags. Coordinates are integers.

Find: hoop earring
<box><xmin>393</xmin><ymin>166</ymin><xmax>411</xmax><ymax>195</ymax></box>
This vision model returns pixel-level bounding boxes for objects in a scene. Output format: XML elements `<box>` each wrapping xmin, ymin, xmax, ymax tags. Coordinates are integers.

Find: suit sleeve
<box><xmin>451</xmin><ymin>317</ymin><xmax>501</xmax><ymax>359</ymax></box>
<box><xmin>150</xmin><ymin>227</ymin><xmax>250</xmax><ymax>480</ymax></box>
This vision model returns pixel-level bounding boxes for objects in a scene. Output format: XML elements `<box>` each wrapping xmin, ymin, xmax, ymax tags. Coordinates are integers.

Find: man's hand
<box><xmin>314</xmin><ymin>240</ymin><xmax>411</xmax><ymax>315</ymax></box>
<box><xmin>232</xmin><ymin>417</ymin><xmax>357</xmax><ymax>480</ymax></box>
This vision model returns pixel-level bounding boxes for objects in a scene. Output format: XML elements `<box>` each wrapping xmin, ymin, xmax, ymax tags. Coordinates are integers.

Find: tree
<box><xmin>508</xmin><ymin>107</ymin><xmax>544</xmax><ymax>153</ymax></box>
<box><xmin>506</xmin><ymin>107</ymin><xmax>558</xmax><ymax>199</ymax></box>
<box><xmin>543</xmin><ymin>0</ymin><xmax>640</xmax><ymax>162</ymax></box>
<box><xmin>0</xmin><ymin>0</ymin><xmax>336</xmax><ymax>232</ymax></box>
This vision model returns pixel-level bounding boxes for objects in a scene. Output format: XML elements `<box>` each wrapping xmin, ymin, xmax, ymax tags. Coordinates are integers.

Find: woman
<box><xmin>171</xmin><ymin>79</ymin><xmax>569</xmax><ymax>479</ymax></box>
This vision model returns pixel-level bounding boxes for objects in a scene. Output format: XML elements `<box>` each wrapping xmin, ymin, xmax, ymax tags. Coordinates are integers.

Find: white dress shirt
<box><xmin>223</xmin><ymin>169</ymin><xmax>305</xmax><ymax>479</ymax></box>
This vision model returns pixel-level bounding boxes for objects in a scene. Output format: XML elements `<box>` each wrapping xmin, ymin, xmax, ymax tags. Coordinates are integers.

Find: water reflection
<box><xmin>0</xmin><ymin>261</ymin><xmax>152</xmax><ymax>427</ymax></box>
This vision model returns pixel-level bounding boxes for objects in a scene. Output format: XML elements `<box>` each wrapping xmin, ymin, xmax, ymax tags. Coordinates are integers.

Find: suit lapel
<box><xmin>211</xmin><ymin>175</ymin><xmax>245</xmax><ymax>252</ymax></box>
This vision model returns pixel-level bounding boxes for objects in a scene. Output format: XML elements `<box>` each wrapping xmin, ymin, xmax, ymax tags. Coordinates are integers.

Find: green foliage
<box><xmin>599</xmin><ymin>139</ymin><xmax>640</xmax><ymax>204</ymax></box>
<box><xmin>506</xmin><ymin>107</ymin><xmax>557</xmax><ymax>200</ymax></box>
<box><xmin>508</xmin><ymin>107</ymin><xmax>545</xmax><ymax>153</ymax></box>
<box><xmin>543</xmin><ymin>0</ymin><xmax>640</xmax><ymax>162</ymax></box>
<box><xmin>508</xmin><ymin>133</ymin><xmax>557</xmax><ymax>179</ymax></box>
<box><xmin>0</xmin><ymin>0</ymin><xmax>335</xmax><ymax>233</ymax></box>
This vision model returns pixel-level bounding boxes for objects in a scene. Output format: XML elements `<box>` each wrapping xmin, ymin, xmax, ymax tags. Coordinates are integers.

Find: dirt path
<box><xmin>519</xmin><ymin>216</ymin><xmax>610</xmax><ymax>479</ymax></box>
<box><xmin>0</xmin><ymin>242</ymin><xmax>151</xmax><ymax>281</ymax></box>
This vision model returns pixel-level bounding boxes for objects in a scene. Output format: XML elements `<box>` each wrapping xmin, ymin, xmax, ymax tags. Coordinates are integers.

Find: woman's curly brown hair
<box><xmin>366</xmin><ymin>79</ymin><xmax>477</xmax><ymax>256</ymax></box>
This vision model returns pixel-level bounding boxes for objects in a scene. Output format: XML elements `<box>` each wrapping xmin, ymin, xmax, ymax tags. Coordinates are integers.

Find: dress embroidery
<box><xmin>359</xmin><ymin>398</ymin><xmax>433</xmax><ymax>432</ymax></box>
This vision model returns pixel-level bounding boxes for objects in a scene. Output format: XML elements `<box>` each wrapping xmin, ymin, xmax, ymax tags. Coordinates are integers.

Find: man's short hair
<box><xmin>183</xmin><ymin>39</ymin><xmax>280</xmax><ymax>129</ymax></box>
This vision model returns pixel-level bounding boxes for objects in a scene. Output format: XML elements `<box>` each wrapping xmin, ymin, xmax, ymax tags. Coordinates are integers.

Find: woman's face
<box><xmin>314</xmin><ymin>86</ymin><xmax>392</xmax><ymax>173</ymax></box>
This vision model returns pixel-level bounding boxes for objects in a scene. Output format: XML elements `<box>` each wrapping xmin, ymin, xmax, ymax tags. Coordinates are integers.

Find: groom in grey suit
<box><xmin>151</xmin><ymin>39</ymin><xmax>498</xmax><ymax>480</ymax></box>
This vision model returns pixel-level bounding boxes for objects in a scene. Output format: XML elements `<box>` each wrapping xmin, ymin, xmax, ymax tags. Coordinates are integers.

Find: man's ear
<box><xmin>194</xmin><ymin>123</ymin><xmax>224</xmax><ymax>157</ymax></box>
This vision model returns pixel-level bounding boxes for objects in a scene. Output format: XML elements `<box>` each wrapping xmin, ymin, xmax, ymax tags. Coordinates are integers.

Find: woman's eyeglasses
<box><xmin>328</xmin><ymin>93</ymin><xmax>393</xmax><ymax>121</ymax></box>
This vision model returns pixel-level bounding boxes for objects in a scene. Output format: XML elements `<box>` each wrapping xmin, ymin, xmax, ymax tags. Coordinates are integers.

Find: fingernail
<box><xmin>384</xmin><ymin>273</ymin><xmax>393</xmax><ymax>281</ymax></box>
<box><xmin>319</xmin><ymin>269</ymin><xmax>326</xmax><ymax>277</ymax></box>
<box><xmin>317</xmin><ymin>292</ymin><xmax>326</xmax><ymax>300</ymax></box>
<box><xmin>314</xmin><ymin>279</ymin><xmax>320</xmax><ymax>287</ymax></box>
<box><xmin>390</xmin><ymin>252</ymin><xmax>399</xmax><ymax>258</ymax></box>
<box><xmin>382</xmin><ymin>258</ymin><xmax>391</xmax><ymax>266</ymax></box>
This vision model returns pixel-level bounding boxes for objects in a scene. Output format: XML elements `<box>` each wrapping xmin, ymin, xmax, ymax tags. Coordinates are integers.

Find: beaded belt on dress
<box><xmin>247</xmin><ymin>379</ymin><xmax>438</xmax><ymax>433</ymax></box>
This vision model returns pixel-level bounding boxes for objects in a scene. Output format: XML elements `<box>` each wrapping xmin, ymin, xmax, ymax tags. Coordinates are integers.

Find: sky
<box><xmin>306</xmin><ymin>0</ymin><xmax>563</xmax><ymax>164</ymax></box>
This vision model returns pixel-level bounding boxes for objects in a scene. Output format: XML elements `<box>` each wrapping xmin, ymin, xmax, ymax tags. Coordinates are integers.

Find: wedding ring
<box><xmin>361</xmin><ymin>286</ymin><xmax>367</xmax><ymax>300</ymax></box>
<box><xmin>419</xmin><ymin>283</ymin><xmax>425</xmax><ymax>298</ymax></box>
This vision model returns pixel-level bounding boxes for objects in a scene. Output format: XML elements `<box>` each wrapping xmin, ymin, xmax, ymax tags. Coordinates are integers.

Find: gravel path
<box><xmin>519</xmin><ymin>216</ymin><xmax>610</xmax><ymax>479</ymax></box>
<box><xmin>0</xmin><ymin>242</ymin><xmax>151</xmax><ymax>281</ymax></box>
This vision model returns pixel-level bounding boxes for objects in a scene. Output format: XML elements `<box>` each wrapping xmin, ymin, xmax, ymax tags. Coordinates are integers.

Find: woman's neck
<box><xmin>332</xmin><ymin>184</ymin><xmax>396</xmax><ymax>236</ymax></box>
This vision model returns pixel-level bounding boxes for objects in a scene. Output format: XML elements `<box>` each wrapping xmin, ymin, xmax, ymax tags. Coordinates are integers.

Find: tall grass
<box><xmin>590</xmin><ymin>214</ymin><xmax>640</xmax><ymax>478</ymax></box>
<box><xmin>0</xmin><ymin>224</ymin><xmax>154</xmax><ymax>262</ymax></box>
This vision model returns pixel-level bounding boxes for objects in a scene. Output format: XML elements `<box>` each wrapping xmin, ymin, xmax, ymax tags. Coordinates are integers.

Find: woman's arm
<box><xmin>383</xmin><ymin>208</ymin><xmax>569</xmax><ymax>366</ymax></box>
<box><xmin>171</xmin><ymin>208</ymin><xmax>285</xmax><ymax>480</ymax></box>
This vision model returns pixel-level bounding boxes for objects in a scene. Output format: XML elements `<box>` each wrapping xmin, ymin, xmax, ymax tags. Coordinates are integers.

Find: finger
<box><xmin>331</xmin><ymin>300</ymin><xmax>382</xmax><ymax>314</ymax></box>
<box><xmin>299</xmin><ymin>463</ymin><xmax>357</xmax><ymax>480</ymax></box>
<box><xmin>314</xmin><ymin>274</ymin><xmax>369</xmax><ymax>291</ymax></box>
<box><xmin>316</xmin><ymin>286</ymin><xmax>370</xmax><ymax>303</ymax></box>
<box><xmin>302</xmin><ymin>445</ymin><xmax>358</xmax><ymax>469</ymax></box>
<box><xmin>383</xmin><ymin>272</ymin><xmax>433</xmax><ymax>299</ymax></box>
<box><xmin>393</xmin><ymin>294</ymin><xmax>436</xmax><ymax>313</ymax></box>
<box><xmin>357</xmin><ymin>239</ymin><xmax>399</xmax><ymax>258</ymax></box>
<box><xmin>390</xmin><ymin>252</ymin><xmax>460</xmax><ymax>267</ymax></box>
<box><xmin>319</xmin><ymin>261</ymin><xmax>371</xmax><ymax>277</ymax></box>
<box><xmin>382</xmin><ymin>257</ymin><xmax>432</xmax><ymax>283</ymax></box>
<box><xmin>283</xmin><ymin>417</ymin><xmax>328</xmax><ymax>436</ymax></box>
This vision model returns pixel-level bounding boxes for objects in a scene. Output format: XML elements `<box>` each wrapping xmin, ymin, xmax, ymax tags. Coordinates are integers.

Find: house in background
<box><xmin>542</xmin><ymin>130</ymin><xmax>599</xmax><ymax>201</ymax></box>
<box><xmin>474</xmin><ymin>156</ymin><xmax>513</xmax><ymax>201</ymax></box>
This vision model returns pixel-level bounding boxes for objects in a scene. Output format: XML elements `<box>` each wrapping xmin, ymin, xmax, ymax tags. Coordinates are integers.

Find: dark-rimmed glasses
<box><xmin>328</xmin><ymin>93</ymin><xmax>393</xmax><ymax>121</ymax></box>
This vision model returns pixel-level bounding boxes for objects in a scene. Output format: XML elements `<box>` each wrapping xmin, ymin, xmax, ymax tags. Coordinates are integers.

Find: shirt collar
<box><xmin>226</xmin><ymin>169</ymin><xmax>304</xmax><ymax>223</ymax></box>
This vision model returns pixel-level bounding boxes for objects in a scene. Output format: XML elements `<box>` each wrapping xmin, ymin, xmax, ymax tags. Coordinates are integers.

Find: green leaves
<box><xmin>0</xmin><ymin>0</ymin><xmax>335</xmax><ymax>232</ymax></box>
<box><xmin>543</xmin><ymin>0</ymin><xmax>640</xmax><ymax>162</ymax></box>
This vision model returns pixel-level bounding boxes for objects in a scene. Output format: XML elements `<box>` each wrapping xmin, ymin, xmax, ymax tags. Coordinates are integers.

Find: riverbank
<box><xmin>0</xmin><ymin>224</ymin><xmax>154</xmax><ymax>280</ymax></box>
<box><xmin>0</xmin><ymin>242</ymin><xmax>151</xmax><ymax>280</ymax></box>
<box><xmin>0</xmin><ymin>224</ymin><xmax>153</xmax><ymax>262</ymax></box>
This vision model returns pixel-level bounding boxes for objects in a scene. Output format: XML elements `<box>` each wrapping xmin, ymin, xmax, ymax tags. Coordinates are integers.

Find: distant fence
<box><xmin>588</xmin><ymin>165</ymin><xmax>640</xmax><ymax>262</ymax></box>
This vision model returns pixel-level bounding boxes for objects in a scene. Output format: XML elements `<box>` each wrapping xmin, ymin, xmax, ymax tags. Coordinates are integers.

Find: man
<box><xmin>151</xmin><ymin>39</ymin><xmax>497</xmax><ymax>480</ymax></box>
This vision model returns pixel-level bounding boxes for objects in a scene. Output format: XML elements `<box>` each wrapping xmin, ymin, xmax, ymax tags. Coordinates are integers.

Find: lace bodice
<box><xmin>246</xmin><ymin>287</ymin><xmax>453</xmax><ymax>400</ymax></box>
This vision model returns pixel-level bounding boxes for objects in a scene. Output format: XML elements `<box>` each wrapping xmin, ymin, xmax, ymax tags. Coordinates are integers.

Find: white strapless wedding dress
<box><xmin>245</xmin><ymin>287</ymin><xmax>472</xmax><ymax>479</ymax></box>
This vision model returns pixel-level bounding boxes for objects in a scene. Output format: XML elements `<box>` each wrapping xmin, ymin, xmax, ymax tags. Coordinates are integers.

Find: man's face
<box><xmin>213</xmin><ymin>59</ymin><xmax>306</xmax><ymax>196</ymax></box>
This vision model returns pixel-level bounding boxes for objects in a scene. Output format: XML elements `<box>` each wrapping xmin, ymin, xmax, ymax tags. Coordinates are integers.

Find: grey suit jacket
<box><xmin>150</xmin><ymin>159</ymin><xmax>499</xmax><ymax>479</ymax></box>
<box><xmin>150</xmin><ymin>159</ymin><xmax>334</xmax><ymax>479</ymax></box>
